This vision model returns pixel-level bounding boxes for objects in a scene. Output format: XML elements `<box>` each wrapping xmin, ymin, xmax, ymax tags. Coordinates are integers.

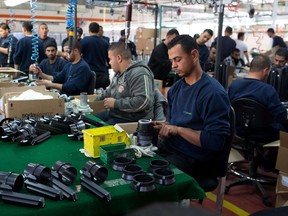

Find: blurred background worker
<box><xmin>119</xmin><ymin>29</ymin><xmax>138</xmax><ymax>61</ymax></box>
<box><xmin>0</xmin><ymin>22</ymin><xmax>18</xmax><ymax>67</ymax></box>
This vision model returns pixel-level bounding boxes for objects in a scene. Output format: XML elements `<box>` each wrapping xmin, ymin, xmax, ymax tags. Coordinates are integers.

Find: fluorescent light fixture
<box><xmin>4</xmin><ymin>0</ymin><xmax>29</xmax><ymax>7</ymax></box>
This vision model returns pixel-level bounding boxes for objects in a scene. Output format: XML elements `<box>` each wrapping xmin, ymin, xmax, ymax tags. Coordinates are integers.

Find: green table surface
<box><xmin>0</xmin><ymin>117</ymin><xmax>205</xmax><ymax>216</ymax></box>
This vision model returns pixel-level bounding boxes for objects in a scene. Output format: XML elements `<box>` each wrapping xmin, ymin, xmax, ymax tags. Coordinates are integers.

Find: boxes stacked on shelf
<box><xmin>275</xmin><ymin>131</ymin><xmax>288</xmax><ymax>207</ymax></box>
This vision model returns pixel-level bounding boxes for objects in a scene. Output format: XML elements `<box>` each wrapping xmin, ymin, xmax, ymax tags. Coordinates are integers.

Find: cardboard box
<box><xmin>83</xmin><ymin>125</ymin><xmax>130</xmax><ymax>158</ymax></box>
<box><xmin>280</xmin><ymin>131</ymin><xmax>288</xmax><ymax>148</ymax></box>
<box><xmin>136</xmin><ymin>38</ymin><xmax>157</xmax><ymax>55</ymax></box>
<box><xmin>275</xmin><ymin>193</ymin><xmax>288</xmax><ymax>207</ymax></box>
<box><xmin>0</xmin><ymin>82</ymin><xmax>20</xmax><ymax>88</ymax></box>
<box><xmin>0</xmin><ymin>85</ymin><xmax>46</xmax><ymax>98</ymax></box>
<box><xmin>264</xmin><ymin>45</ymin><xmax>280</xmax><ymax>58</ymax></box>
<box><xmin>0</xmin><ymin>67</ymin><xmax>25</xmax><ymax>78</ymax></box>
<box><xmin>136</xmin><ymin>28</ymin><xmax>158</xmax><ymax>39</ymax></box>
<box><xmin>5</xmin><ymin>91</ymin><xmax>65</xmax><ymax>118</ymax></box>
<box><xmin>135</xmin><ymin>38</ymin><xmax>146</xmax><ymax>51</ymax></box>
<box><xmin>276</xmin><ymin>172</ymin><xmax>288</xmax><ymax>193</ymax></box>
<box><xmin>276</xmin><ymin>146</ymin><xmax>288</xmax><ymax>173</ymax></box>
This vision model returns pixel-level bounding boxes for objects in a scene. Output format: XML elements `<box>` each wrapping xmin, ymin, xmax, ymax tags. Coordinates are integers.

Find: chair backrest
<box><xmin>266</xmin><ymin>66</ymin><xmax>288</xmax><ymax>101</ymax></box>
<box><xmin>87</xmin><ymin>71</ymin><xmax>96</xmax><ymax>95</ymax></box>
<box><xmin>232</xmin><ymin>98</ymin><xmax>273</xmax><ymax>133</ymax></box>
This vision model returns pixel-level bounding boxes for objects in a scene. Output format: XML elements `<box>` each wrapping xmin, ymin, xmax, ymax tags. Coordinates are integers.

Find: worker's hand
<box><xmin>35</xmin><ymin>79</ymin><xmax>51</xmax><ymax>88</ymax></box>
<box><xmin>103</xmin><ymin>98</ymin><xmax>115</xmax><ymax>109</ymax></box>
<box><xmin>154</xmin><ymin>122</ymin><xmax>179</xmax><ymax>138</ymax></box>
<box><xmin>29</xmin><ymin>64</ymin><xmax>42</xmax><ymax>76</ymax></box>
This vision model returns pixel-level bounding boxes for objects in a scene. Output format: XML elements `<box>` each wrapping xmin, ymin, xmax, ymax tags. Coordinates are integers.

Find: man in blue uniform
<box><xmin>154</xmin><ymin>35</ymin><xmax>230</xmax><ymax>179</ymax></box>
<box><xmin>267</xmin><ymin>28</ymin><xmax>287</xmax><ymax>49</ymax></box>
<box><xmin>228</xmin><ymin>54</ymin><xmax>288</xmax><ymax>143</ymax></box>
<box><xmin>196</xmin><ymin>29</ymin><xmax>213</xmax><ymax>70</ymax></box>
<box><xmin>228</xmin><ymin>55</ymin><xmax>288</xmax><ymax>170</ymax></box>
<box><xmin>0</xmin><ymin>23</ymin><xmax>18</xmax><ymax>67</ymax></box>
<box><xmin>35</xmin><ymin>40</ymin><xmax>91</xmax><ymax>96</ymax></box>
<box><xmin>38</xmin><ymin>23</ymin><xmax>57</xmax><ymax>49</ymax></box>
<box><xmin>29</xmin><ymin>41</ymin><xmax>68</xmax><ymax>76</ymax></box>
<box><xmin>80</xmin><ymin>22</ymin><xmax>110</xmax><ymax>89</ymax></box>
<box><xmin>13</xmin><ymin>21</ymin><xmax>45</xmax><ymax>75</ymax></box>
<box><xmin>213</xmin><ymin>26</ymin><xmax>236</xmax><ymax>62</ymax></box>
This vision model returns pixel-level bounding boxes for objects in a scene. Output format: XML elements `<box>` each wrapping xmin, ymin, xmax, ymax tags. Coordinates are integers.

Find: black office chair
<box><xmin>87</xmin><ymin>71</ymin><xmax>96</xmax><ymax>95</ymax></box>
<box><xmin>225</xmin><ymin>98</ymin><xmax>277</xmax><ymax>207</ymax></box>
<box><xmin>198</xmin><ymin>106</ymin><xmax>235</xmax><ymax>216</ymax></box>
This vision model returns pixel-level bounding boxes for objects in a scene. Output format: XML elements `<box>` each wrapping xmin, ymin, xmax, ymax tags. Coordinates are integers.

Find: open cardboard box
<box><xmin>0</xmin><ymin>67</ymin><xmax>25</xmax><ymax>78</ymax></box>
<box><xmin>0</xmin><ymin>85</ymin><xmax>46</xmax><ymax>98</ymax></box>
<box><xmin>3</xmin><ymin>88</ymin><xmax>64</xmax><ymax>118</ymax></box>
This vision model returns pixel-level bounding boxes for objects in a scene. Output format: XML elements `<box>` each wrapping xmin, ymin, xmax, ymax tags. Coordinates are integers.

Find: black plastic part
<box><xmin>34</xmin><ymin>121</ymin><xmax>64</xmax><ymax>135</ymax></box>
<box><xmin>131</xmin><ymin>174</ymin><xmax>155</xmax><ymax>192</ymax></box>
<box><xmin>81</xmin><ymin>161</ymin><xmax>108</xmax><ymax>183</ymax></box>
<box><xmin>0</xmin><ymin>190</ymin><xmax>45</xmax><ymax>208</ymax></box>
<box><xmin>0</xmin><ymin>172</ymin><xmax>24</xmax><ymax>192</ymax></box>
<box><xmin>24</xmin><ymin>179</ymin><xmax>63</xmax><ymax>200</ymax></box>
<box><xmin>80</xmin><ymin>176</ymin><xmax>111</xmax><ymax>201</ymax></box>
<box><xmin>50</xmin><ymin>178</ymin><xmax>77</xmax><ymax>201</ymax></box>
<box><xmin>112</xmin><ymin>157</ymin><xmax>135</xmax><ymax>171</ymax></box>
<box><xmin>148</xmin><ymin>159</ymin><xmax>170</xmax><ymax>172</ymax></box>
<box><xmin>30</xmin><ymin>131</ymin><xmax>51</xmax><ymax>145</ymax></box>
<box><xmin>121</xmin><ymin>164</ymin><xmax>143</xmax><ymax>181</ymax></box>
<box><xmin>51</xmin><ymin>161</ymin><xmax>77</xmax><ymax>185</ymax></box>
<box><xmin>153</xmin><ymin>168</ymin><xmax>175</xmax><ymax>185</ymax></box>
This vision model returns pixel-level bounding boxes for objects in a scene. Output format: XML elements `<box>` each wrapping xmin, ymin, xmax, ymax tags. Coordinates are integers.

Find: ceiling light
<box><xmin>4</xmin><ymin>0</ymin><xmax>29</xmax><ymax>7</ymax></box>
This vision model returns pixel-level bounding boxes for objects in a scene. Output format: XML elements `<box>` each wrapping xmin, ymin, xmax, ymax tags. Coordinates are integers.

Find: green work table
<box><xmin>0</xmin><ymin>124</ymin><xmax>205</xmax><ymax>216</ymax></box>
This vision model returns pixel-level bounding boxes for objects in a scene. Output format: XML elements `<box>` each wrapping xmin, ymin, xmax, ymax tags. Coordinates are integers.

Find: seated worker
<box><xmin>204</xmin><ymin>42</ymin><xmax>216</xmax><ymax>73</ymax></box>
<box><xmin>273</xmin><ymin>47</ymin><xmax>288</xmax><ymax>68</ymax></box>
<box><xmin>154</xmin><ymin>35</ymin><xmax>230</xmax><ymax>180</ymax></box>
<box><xmin>35</xmin><ymin>40</ymin><xmax>91</xmax><ymax>96</ymax></box>
<box><xmin>29</xmin><ymin>41</ymin><xmax>68</xmax><ymax>76</ymax></box>
<box><xmin>223</xmin><ymin>48</ymin><xmax>245</xmax><ymax>74</ymax></box>
<box><xmin>228</xmin><ymin>54</ymin><xmax>288</xmax><ymax>143</ymax></box>
<box><xmin>228</xmin><ymin>55</ymin><xmax>288</xmax><ymax>171</ymax></box>
<box><xmin>95</xmin><ymin>42</ymin><xmax>154</xmax><ymax>125</ymax></box>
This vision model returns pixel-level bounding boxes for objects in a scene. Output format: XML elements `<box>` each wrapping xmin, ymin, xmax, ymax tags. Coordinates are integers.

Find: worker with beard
<box><xmin>29</xmin><ymin>41</ymin><xmax>68</xmax><ymax>76</ymax></box>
